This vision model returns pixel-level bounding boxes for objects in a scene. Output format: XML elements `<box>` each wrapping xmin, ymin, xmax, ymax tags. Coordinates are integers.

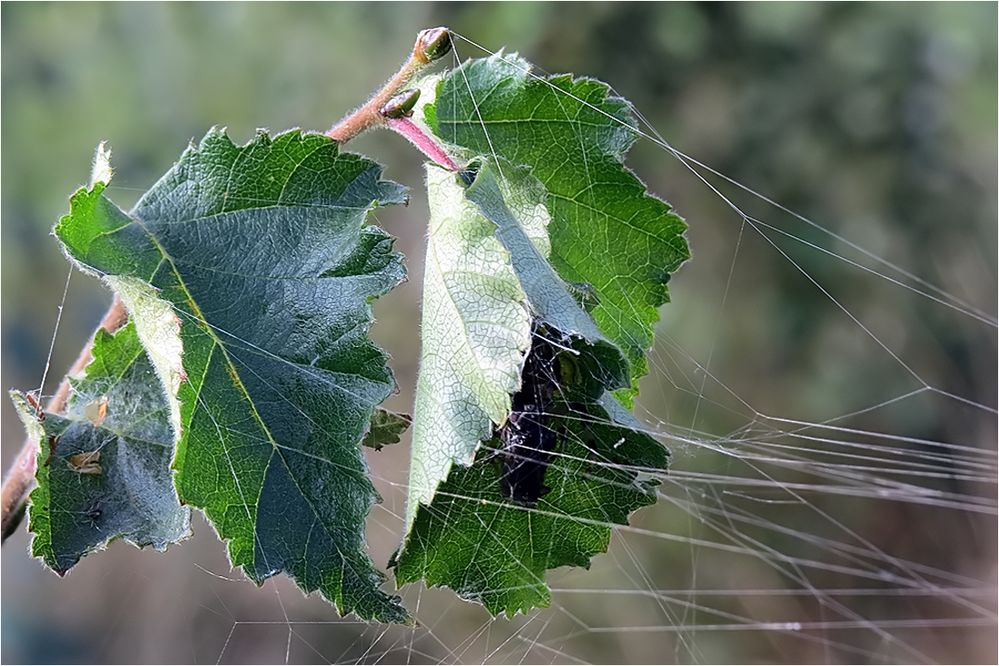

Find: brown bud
<box><xmin>380</xmin><ymin>89</ymin><xmax>421</xmax><ymax>119</ymax></box>
<box><xmin>416</xmin><ymin>26</ymin><xmax>452</xmax><ymax>63</ymax></box>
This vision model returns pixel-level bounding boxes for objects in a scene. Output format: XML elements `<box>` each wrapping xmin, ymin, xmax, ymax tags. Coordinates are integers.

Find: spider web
<box><xmin>19</xmin><ymin>27</ymin><xmax>996</xmax><ymax>666</ymax></box>
<box><xmin>161</xmin><ymin>32</ymin><xmax>995</xmax><ymax>664</ymax></box>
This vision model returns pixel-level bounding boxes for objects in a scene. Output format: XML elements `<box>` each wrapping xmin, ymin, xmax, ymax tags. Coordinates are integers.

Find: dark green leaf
<box><xmin>15</xmin><ymin>323</ymin><xmax>189</xmax><ymax>574</ymax></box>
<box><xmin>55</xmin><ymin>129</ymin><xmax>409</xmax><ymax>622</ymax></box>
<box><xmin>363</xmin><ymin>409</ymin><xmax>411</xmax><ymax>451</ymax></box>
<box><xmin>393</xmin><ymin>396</ymin><xmax>667</xmax><ymax>616</ymax></box>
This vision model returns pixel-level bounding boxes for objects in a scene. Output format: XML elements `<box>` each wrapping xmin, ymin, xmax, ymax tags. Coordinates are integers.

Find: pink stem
<box><xmin>386</xmin><ymin>117</ymin><xmax>459</xmax><ymax>171</ymax></box>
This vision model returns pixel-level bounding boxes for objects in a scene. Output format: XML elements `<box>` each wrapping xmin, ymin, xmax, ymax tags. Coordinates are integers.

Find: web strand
<box><xmin>34</xmin><ymin>25</ymin><xmax>986</xmax><ymax>666</ymax></box>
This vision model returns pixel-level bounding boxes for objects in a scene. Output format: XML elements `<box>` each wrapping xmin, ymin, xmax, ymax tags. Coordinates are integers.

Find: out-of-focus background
<box><xmin>2</xmin><ymin>3</ymin><xmax>996</xmax><ymax>664</ymax></box>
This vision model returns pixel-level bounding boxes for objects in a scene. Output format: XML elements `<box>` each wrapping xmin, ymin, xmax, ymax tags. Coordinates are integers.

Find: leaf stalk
<box><xmin>386</xmin><ymin>117</ymin><xmax>459</xmax><ymax>171</ymax></box>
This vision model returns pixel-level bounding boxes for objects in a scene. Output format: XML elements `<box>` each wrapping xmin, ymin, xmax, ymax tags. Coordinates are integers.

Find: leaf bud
<box><xmin>380</xmin><ymin>89</ymin><xmax>421</xmax><ymax>119</ymax></box>
<box><xmin>416</xmin><ymin>27</ymin><xmax>452</xmax><ymax>62</ymax></box>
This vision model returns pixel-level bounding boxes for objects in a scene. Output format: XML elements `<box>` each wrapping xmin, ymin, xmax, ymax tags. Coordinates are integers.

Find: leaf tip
<box><xmin>89</xmin><ymin>141</ymin><xmax>113</xmax><ymax>188</ymax></box>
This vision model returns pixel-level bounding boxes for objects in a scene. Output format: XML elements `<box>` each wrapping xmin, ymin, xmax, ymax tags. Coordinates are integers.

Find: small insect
<box><xmin>496</xmin><ymin>325</ymin><xmax>563</xmax><ymax>507</ymax></box>
<box><xmin>84</xmin><ymin>396</ymin><xmax>109</xmax><ymax>428</ymax></box>
<box><xmin>43</xmin><ymin>434</ymin><xmax>59</xmax><ymax>467</ymax></box>
<box><xmin>66</xmin><ymin>450</ymin><xmax>102</xmax><ymax>475</ymax></box>
<box><xmin>83</xmin><ymin>502</ymin><xmax>103</xmax><ymax>531</ymax></box>
<box><xmin>24</xmin><ymin>390</ymin><xmax>45</xmax><ymax>422</ymax></box>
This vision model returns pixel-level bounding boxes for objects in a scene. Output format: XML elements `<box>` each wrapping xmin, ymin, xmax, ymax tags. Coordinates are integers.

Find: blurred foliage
<box><xmin>2</xmin><ymin>3</ymin><xmax>995</xmax><ymax>664</ymax></box>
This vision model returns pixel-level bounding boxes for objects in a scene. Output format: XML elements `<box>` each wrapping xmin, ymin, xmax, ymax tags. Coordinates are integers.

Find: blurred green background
<box><xmin>2</xmin><ymin>3</ymin><xmax>996</xmax><ymax>664</ymax></box>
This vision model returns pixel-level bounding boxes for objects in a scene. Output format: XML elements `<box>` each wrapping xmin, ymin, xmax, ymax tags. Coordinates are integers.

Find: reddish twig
<box><xmin>327</xmin><ymin>26</ymin><xmax>453</xmax><ymax>143</ymax></box>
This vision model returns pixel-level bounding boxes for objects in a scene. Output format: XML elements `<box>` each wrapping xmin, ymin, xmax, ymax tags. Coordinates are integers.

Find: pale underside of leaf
<box><xmin>406</xmin><ymin>164</ymin><xmax>532</xmax><ymax>527</ymax></box>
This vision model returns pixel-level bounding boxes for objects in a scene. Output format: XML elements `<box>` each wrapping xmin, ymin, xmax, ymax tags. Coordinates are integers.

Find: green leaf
<box><xmin>428</xmin><ymin>53</ymin><xmax>691</xmax><ymax>401</ymax></box>
<box><xmin>362</xmin><ymin>409</ymin><xmax>411</xmax><ymax>451</ymax></box>
<box><xmin>394</xmin><ymin>158</ymin><xmax>670</xmax><ymax>616</ymax></box>
<box><xmin>15</xmin><ymin>323</ymin><xmax>190</xmax><ymax>574</ymax></box>
<box><xmin>393</xmin><ymin>390</ymin><xmax>668</xmax><ymax>616</ymax></box>
<box><xmin>56</xmin><ymin>129</ymin><xmax>409</xmax><ymax>622</ymax></box>
<box><xmin>464</xmin><ymin>160</ymin><xmax>630</xmax><ymax>395</ymax></box>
